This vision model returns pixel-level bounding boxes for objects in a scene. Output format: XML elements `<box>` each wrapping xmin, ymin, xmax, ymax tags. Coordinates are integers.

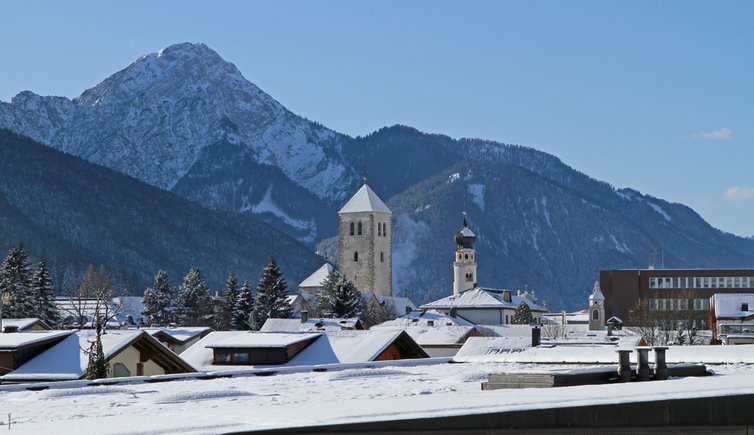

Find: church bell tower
<box><xmin>453</xmin><ymin>213</ymin><xmax>477</xmax><ymax>294</ymax></box>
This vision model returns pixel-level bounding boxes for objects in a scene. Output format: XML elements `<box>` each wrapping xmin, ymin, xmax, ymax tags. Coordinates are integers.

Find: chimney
<box><xmin>3</xmin><ymin>325</ymin><xmax>19</xmax><ymax>333</ymax></box>
<box><xmin>300</xmin><ymin>311</ymin><xmax>309</xmax><ymax>323</ymax></box>
<box><xmin>531</xmin><ymin>325</ymin><xmax>541</xmax><ymax>347</ymax></box>
<box><xmin>449</xmin><ymin>307</ymin><xmax>457</xmax><ymax>318</ymax></box>
<box><xmin>742</xmin><ymin>303</ymin><xmax>749</xmax><ymax>311</ymax></box>
<box><xmin>503</xmin><ymin>290</ymin><xmax>512</xmax><ymax>303</ymax></box>
<box><xmin>607</xmin><ymin>324</ymin><xmax>614</xmax><ymax>336</ymax></box>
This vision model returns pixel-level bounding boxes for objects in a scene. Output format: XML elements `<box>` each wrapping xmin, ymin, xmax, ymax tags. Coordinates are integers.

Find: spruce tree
<box><xmin>232</xmin><ymin>280</ymin><xmax>253</xmax><ymax>330</ymax></box>
<box><xmin>85</xmin><ymin>322</ymin><xmax>108</xmax><ymax>380</ymax></box>
<box><xmin>218</xmin><ymin>273</ymin><xmax>239</xmax><ymax>330</ymax></box>
<box><xmin>316</xmin><ymin>270</ymin><xmax>363</xmax><ymax>318</ymax></box>
<box><xmin>0</xmin><ymin>244</ymin><xmax>37</xmax><ymax>318</ymax></box>
<box><xmin>142</xmin><ymin>270</ymin><xmax>175</xmax><ymax>326</ymax></box>
<box><xmin>255</xmin><ymin>258</ymin><xmax>292</xmax><ymax>327</ymax></box>
<box><xmin>512</xmin><ymin>301</ymin><xmax>534</xmax><ymax>324</ymax></box>
<box><xmin>175</xmin><ymin>267</ymin><xmax>213</xmax><ymax>326</ymax></box>
<box><xmin>31</xmin><ymin>260</ymin><xmax>60</xmax><ymax>328</ymax></box>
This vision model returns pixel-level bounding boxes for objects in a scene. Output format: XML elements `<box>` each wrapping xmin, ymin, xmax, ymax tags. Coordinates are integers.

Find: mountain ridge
<box><xmin>1</xmin><ymin>42</ymin><xmax>751</xmax><ymax>309</ymax></box>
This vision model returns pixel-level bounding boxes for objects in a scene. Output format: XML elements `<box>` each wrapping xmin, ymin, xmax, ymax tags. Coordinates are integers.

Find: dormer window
<box><xmin>743</xmin><ymin>303</ymin><xmax>750</xmax><ymax>311</ymax></box>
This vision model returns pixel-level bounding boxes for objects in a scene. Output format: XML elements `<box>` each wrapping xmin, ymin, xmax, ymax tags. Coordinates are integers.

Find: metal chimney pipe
<box><xmin>653</xmin><ymin>346</ymin><xmax>669</xmax><ymax>380</ymax></box>
<box><xmin>300</xmin><ymin>311</ymin><xmax>309</xmax><ymax>323</ymax></box>
<box><xmin>616</xmin><ymin>349</ymin><xmax>633</xmax><ymax>382</ymax></box>
<box><xmin>635</xmin><ymin>347</ymin><xmax>652</xmax><ymax>381</ymax></box>
<box><xmin>531</xmin><ymin>325</ymin><xmax>541</xmax><ymax>347</ymax></box>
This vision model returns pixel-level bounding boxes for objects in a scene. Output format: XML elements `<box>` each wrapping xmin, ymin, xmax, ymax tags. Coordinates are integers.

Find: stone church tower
<box><xmin>338</xmin><ymin>183</ymin><xmax>393</xmax><ymax>297</ymax></box>
<box><xmin>453</xmin><ymin>213</ymin><xmax>478</xmax><ymax>294</ymax></box>
<box><xmin>588</xmin><ymin>281</ymin><xmax>606</xmax><ymax>331</ymax></box>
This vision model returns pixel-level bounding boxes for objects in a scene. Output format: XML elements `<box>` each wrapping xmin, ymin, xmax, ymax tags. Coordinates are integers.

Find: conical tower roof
<box><xmin>339</xmin><ymin>184</ymin><xmax>391</xmax><ymax>214</ymax></box>
<box><xmin>589</xmin><ymin>281</ymin><xmax>605</xmax><ymax>301</ymax></box>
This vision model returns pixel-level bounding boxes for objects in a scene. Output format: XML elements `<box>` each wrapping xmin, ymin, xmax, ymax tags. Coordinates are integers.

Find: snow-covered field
<box><xmin>2</xmin><ymin>359</ymin><xmax>754</xmax><ymax>434</ymax></box>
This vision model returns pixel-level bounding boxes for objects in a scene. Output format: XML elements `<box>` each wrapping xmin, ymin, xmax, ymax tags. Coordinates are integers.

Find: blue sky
<box><xmin>1</xmin><ymin>1</ymin><xmax>752</xmax><ymax>236</ymax></box>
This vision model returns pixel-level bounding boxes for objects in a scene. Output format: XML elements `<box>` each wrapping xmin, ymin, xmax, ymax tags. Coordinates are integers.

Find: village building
<box><xmin>372</xmin><ymin>310</ymin><xmax>484</xmax><ymax>357</ymax></box>
<box><xmin>181</xmin><ymin>329</ymin><xmax>427</xmax><ymax>371</ymax></box>
<box><xmin>0</xmin><ymin>330</ymin><xmax>73</xmax><ymax>376</ymax></box>
<box><xmin>54</xmin><ymin>296</ymin><xmax>145</xmax><ymax>329</ymax></box>
<box><xmin>418</xmin><ymin>214</ymin><xmax>547</xmax><ymax>325</ymax></box>
<box><xmin>338</xmin><ymin>183</ymin><xmax>393</xmax><ymax>298</ymax></box>
<box><xmin>144</xmin><ymin>327</ymin><xmax>213</xmax><ymax>354</ymax></box>
<box><xmin>0</xmin><ymin>318</ymin><xmax>52</xmax><ymax>332</ymax></box>
<box><xmin>298</xmin><ymin>262</ymin><xmax>335</xmax><ymax>295</ymax></box>
<box><xmin>260</xmin><ymin>317</ymin><xmax>364</xmax><ymax>332</ymax></box>
<box><xmin>600</xmin><ymin>268</ymin><xmax>754</xmax><ymax>327</ymax></box>
<box><xmin>1</xmin><ymin>330</ymin><xmax>194</xmax><ymax>382</ymax></box>
<box><xmin>709</xmin><ymin>293</ymin><xmax>754</xmax><ymax>345</ymax></box>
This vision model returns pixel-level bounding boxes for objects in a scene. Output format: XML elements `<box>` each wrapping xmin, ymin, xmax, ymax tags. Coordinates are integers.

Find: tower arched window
<box><xmin>592</xmin><ymin>309</ymin><xmax>599</xmax><ymax>320</ymax></box>
<box><xmin>380</xmin><ymin>252</ymin><xmax>384</xmax><ymax>262</ymax></box>
<box><xmin>382</xmin><ymin>223</ymin><xmax>386</xmax><ymax>236</ymax></box>
<box><xmin>354</xmin><ymin>251</ymin><xmax>359</xmax><ymax>262</ymax></box>
<box><xmin>349</xmin><ymin>222</ymin><xmax>355</xmax><ymax>236</ymax></box>
<box><xmin>357</xmin><ymin>221</ymin><xmax>362</xmax><ymax>235</ymax></box>
<box><xmin>378</xmin><ymin>223</ymin><xmax>381</xmax><ymax>236</ymax></box>
<box><xmin>464</xmin><ymin>253</ymin><xmax>469</xmax><ymax>260</ymax></box>
<box><xmin>466</xmin><ymin>272</ymin><xmax>473</xmax><ymax>282</ymax></box>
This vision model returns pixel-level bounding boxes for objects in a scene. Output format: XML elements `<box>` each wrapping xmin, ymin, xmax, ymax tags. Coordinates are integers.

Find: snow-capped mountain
<box><xmin>0</xmin><ymin>42</ymin><xmax>356</xmax><ymax>241</ymax></box>
<box><xmin>2</xmin><ymin>42</ymin><xmax>752</xmax><ymax>309</ymax></box>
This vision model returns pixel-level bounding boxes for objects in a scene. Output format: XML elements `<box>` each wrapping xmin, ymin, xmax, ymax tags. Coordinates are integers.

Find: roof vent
<box><xmin>3</xmin><ymin>325</ymin><xmax>19</xmax><ymax>333</ymax></box>
<box><xmin>427</xmin><ymin>320</ymin><xmax>434</xmax><ymax>327</ymax></box>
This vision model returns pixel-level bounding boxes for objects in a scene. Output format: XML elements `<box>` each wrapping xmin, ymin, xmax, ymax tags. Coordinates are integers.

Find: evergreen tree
<box><xmin>85</xmin><ymin>322</ymin><xmax>108</xmax><ymax>380</ymax></box>
<box><xmin>232</xmin><ymin>280</ymin><xmax>253</xmax><ymax>330</ymax></box>
<box><xmin>0</xmin><ymin>244</ymin><xmax>37</xmax><ymax>318</ymax></box>
<box><xmin>142</xmin><ymin>270</ymin><xmax>175</xmax><ymax>326</ymax></box>
<box><xmin>218</xmin><ymin>273</ymin><xmax>239</xmax><ymax>330</ymax></box>
<box><xmin>316</xmin><ymin>270</ymin><xmax>364</xmax><ymax>318</ymax></box>
<box><xmin>175</xmin><ymin>267</ymin><xmax>213</xmax><ymax>326</ymax></box>
<box><xmin>31</xmin><ymin>260</ymin><xmax>60</xmax><ymax>328</ymax></box>
<box><xmin>255</xmin><ymin>258</ymin><xmax>292</xmax><ymax>327</ymax></box>
<box><xmin>512</xmin><ymin>301</ymin><xmax>534</xmax><ymax>324</ymax></box>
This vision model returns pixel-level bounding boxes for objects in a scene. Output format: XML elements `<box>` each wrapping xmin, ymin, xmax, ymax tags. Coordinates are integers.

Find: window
<box><xmin>112</xmin><ymin>363</ymin><xmax>131</xmax><ymax>378</ymax></box>
<box><xmin>649</xmin><ymin>299</ymin><xmax>658</xmax><ymax>310</ymax></box>
<box><xmin>354</xmin><ymin>252</ymin><xmax>359</xmax><ymax>262</ymax></box>
<box><xmin>592</xmin><ymin>309</ymin><xmax>599</xmax><ymax>320</ymax></box>
<box><xmin>465</xmin><ymin>272</ymin><xmax>473</xmax><ymax>282</ymax></box>
<box><xmin>378</xmin><ymin>223</ymin><xmax>381</xmax><ymax>236</ymax></box>
<box><xmin>349</xmin><ymin>222</ymin><xmax>354</xmax><ymax>236</ymax></box>
<box><xmin>357</xmin><ymin>221</ymin><xmax>362</xmax><ymax>235</ymax></box>
<box><xmin>215</xmin><ymin>351</ymin><xmax>231</xmax><ymax>364</ymax></box>
<box><xmin>234</xmin><ymin>352</ymin><xmax>250</xmax><ymax>364</ymax></box>
<box><xmin>380</xmin><ymin>252</ymin><xmax>384</xmax><ymax>262</ymax></box>
<box><xmin>464</xmin><ymin>253</ymin><xmax>469</xmax><ymax>260</ymax></box>
<box><xmin>383</xmin><ymin>223</ymin><xmax>387</xmax><ymax>236</ymax></box>
<box><xmin>743</xmin><ymin>303</ymin><xmax>750</xmax><ymax>311</ymax></box>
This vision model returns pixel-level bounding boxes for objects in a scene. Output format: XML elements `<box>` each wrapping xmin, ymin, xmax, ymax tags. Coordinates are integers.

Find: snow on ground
<box><xmin>2</xmin><ymin>357</ymin><xmax>754</xmax><ymax>434</ymax></box>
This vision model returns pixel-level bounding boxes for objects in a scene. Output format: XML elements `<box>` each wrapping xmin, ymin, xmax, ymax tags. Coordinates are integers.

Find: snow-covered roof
<box><xmin>205</xmin><ymin>332</ymin><xmax>322</xmax><ymax>349</ymax></box>
<box><xmin>182</xmin><ymin>331</ymin><xmax>333</xmax><ymax>371</ymax></box>
<box><xmin>455</xmin><ymin>336</ymin><xmax>533</xmax><ymax>357</ymax></box>
<box><xmin>1</xmin><ymin>318</ymin><xmax>51</xmax><ymax>331</ymax></box>
<box><xmin>299</xmin><ymin>262</ymin><xmax>334</xmax><ymax>289</ymax></box>
<box><xmin>144</xmin><ymin>327</ymin><xmax>212</xmax><ymax>344</ymax></box>
<box><xmin>338</xmin><ymin>184</ymin><xmax>391</xmax><ymax>214</ymax></box>
<box><xmin>460</xmin><ymin>226</ymin><xmax>475</xmax><ymax>237</ymax></box>
<box><xmin>325</xmin><ymin>330</ymin><xmax>406</xmax><ymax>363</ymax></box>
<box><xmin>2</xmin><ymin>330</ymin><xmax>145</xmax><ymax>381</ymax></box>
<box><xmin>377</xmin><ymin>295</ymin><xmax>417</xmax><ymax>315</ymax></box>
<box><xmin>589</xmin><ymin>281</ymin><xmax>605</xmax><ymax>301</ymax></box>
<box><xmin>54</xmin><ymin>296</ymin><xmax>145</xmax><ymax>327</ymax></box>
<box><xmin>0</xmin><ymin>330</ymin><xmax>72</xmax><ymax>349</ymax></box>
<box><xmin>260</xmin><ymin>318</ymin><xmax>361</xmax><ymax>333</ymax></box>
<box><xmin>376</xmin><ymin>309</ymin><xmax>474</xmax><ymax>328</ymax></box>
<box><xmin>712</xmin><ymin>293</ymin><xmax>754</xmax><ymax>319</ymax></box>
<box><xmin>420</xmin><ymin>288</ymin><xmax>547</xmax><ymax>312</ymax></box>
<box><xmin>379</xmin><ymin>325</ymin><xmax>476</xmax><ymax>346</ymax></box>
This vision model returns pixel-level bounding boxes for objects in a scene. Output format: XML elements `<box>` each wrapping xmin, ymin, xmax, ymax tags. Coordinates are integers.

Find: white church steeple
<box><xmin>453</xmin><ymin>212</ymin><xmax>478</xmax><ymax>294</ymax></box>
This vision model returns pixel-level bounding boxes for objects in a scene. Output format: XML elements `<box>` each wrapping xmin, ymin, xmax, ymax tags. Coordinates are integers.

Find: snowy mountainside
<box><xmin>2</xmin><ymin>42</ymin><xmax>752</xmax><ymax>309</ymax></box>
<box><xmin>0</xmin><ymin>42</ymin><xmax>356</xmax><ymax>241</ymax></box>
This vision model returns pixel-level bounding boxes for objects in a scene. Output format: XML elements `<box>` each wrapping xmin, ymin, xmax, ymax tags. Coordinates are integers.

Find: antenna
<box><xmin>362</xmin><ymin>166</ymin><xmax>368</xmax><ymax>185</ymax></box>
<box><xmin>649</xmin><ymin>247</ymin><xmax>660</xmax><ymax>269</ymax></box>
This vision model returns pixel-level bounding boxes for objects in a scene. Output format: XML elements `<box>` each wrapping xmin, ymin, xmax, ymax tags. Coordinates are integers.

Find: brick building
<box><xmin>600</xmin><ymin>268</ymin><xmax>754</xmax><ymax>327</ymax></box>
